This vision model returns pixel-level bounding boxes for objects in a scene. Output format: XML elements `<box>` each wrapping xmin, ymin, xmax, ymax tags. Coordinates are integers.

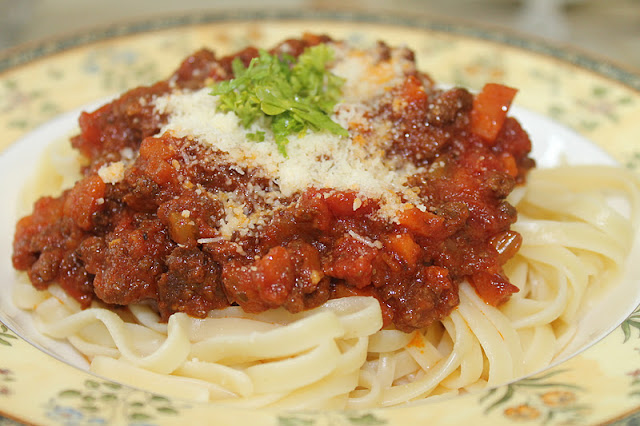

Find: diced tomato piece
<box><xmin>73</xmin><ymin>108</ymin><xmax>108</xmax><ymax>158</ymax></box>
<box><xmin>489</xmin><ymin>230</ymin><xmax>523</xmax><ymax>265</ymax></box>
<box><xmin>384</xmin><ymin>233</ymin><xmax>422</xmax><ymax>268</ymax></box>
<box><xmin>77</xmin><ymin>110</ymin><xmax>102</xmax><ymax>145</ymax></box>
<box><xmin>500</xmin><ymin>153</ymin><xmax>518</xmax><ymax>177</ymax></box>
<box><xmin>397</xmin><ymin>206</ymin><xmax>445</xmax><ymax>238</ymax></box>
<box><xmin>221</xmin><ymin>246</ymin><xmax>295</xmax><ymax>310</ymax></box>
<box><xmin>470</xmin><ymin>83</ymin><xmax>518</xmax><ymax>144</ymax></box>
<box><xmin>401</xmin><ymin>75</ymin><xmax>428</xmax><ymax>102</ymax></box>
<box><xmin>167</xmin><ymin>212</ymin><xmax>198</xmax><ymax>246</ymax></box>
<box><xmin>256</xmin><ymin>246</ymin><xmax>295</xmax><ymax>306</ymax></box>
<box><xmin>138</xmin><ymin>137</ymin><xmax>178</xmax><ymax>186</ymax></box>
<box><xmin>299</xmin><ymin>190</ymin><xmax>333</xmax><ymax>231</ymax></box>
<box><xmin>325</xmin><ymin>236</ymin><xmax>379</xmax><ymax>289</ymax></box>
<box><xmin>323</xmin><ymin>190</ymin><xmax>376</xmax><ymax>217</ymax></box>
<box><xmin>63</xmin><ymin>175</ymin><xmax>106</xmax><ymax>230</ymax></box>
<box><xmin>469</xmin><ymin>271</ymin><xmax>519</xmax><ymax>305</ymax></box>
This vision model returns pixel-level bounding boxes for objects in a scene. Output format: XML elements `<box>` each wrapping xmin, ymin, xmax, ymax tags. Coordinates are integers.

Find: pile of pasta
<box><xmin>14</xmin><ymin>141</ymin><xmax>640</xmax><ymax>408</ymax></box>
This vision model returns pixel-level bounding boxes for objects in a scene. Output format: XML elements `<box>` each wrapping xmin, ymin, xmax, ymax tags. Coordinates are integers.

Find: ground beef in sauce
<box><xmin>12</xmin><ymin>34</ymin><xmax>534</xmax><ymax>333</ymax></box>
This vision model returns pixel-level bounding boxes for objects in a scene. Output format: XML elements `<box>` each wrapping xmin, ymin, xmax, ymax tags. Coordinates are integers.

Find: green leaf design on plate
<box><xmin>481</xmin><ymin>369</ymin><xmax>581</xmax><ymax>413</ymax></box>
<box><xmin>480</xmin><ymin>369</ymin><xmax>587</xmax><ymax>424</ymax></box>
<box><xmin>85</xmin><ymin>379</ymin><xmax>101</xmax><ymax>389</ymax></box>
<box><xmin>156</xmin><ymin>406</ymin><xmax>179</xmax><ymax>415</ymax></box>
<box><xmin>278</xmin><ymin>412</ymin><xmax>387</xmax><ymax>426</ymax></box>
<box><xmin>346</xmin><ymin>413</ymin><xmax>387</xmax><ymax>425</ymax></box>
<box><xmin>0</xmin><ymin>325</ymin><xmax>18</xmax><ymax>347</ymax></box>
<box><xmin>101</xmin><ymin>393</ymin><xmax>118</xmax><ymax>402</ymax></box>
<box><xmin>277</xmin><ymin>416</ymin><xmax>315</xmax><ymax>426</ymax></box>
<box><xmin>150</xmin><ymin>394</ymin><xmax>170</xmax><ymax>403</ymax></box>
<box><xmin>129</xmin><ymin>412</ymin><xmax>153</xmax><ymax>421</ymax></box>
<box><xmin>47</xmin><ymin>378</ymin><xmax>183</xmax><ymax>423</ymax></box>
<box><xmin>592</xmin><ymin>86</ymin><xmax>609</xmax><ymax>98</ymax></box>
<box><xmin>621</xmin><ymin>308</ymin><xmax>640</xmax><ymax>343</ymax></box>
<box><xmin>102</xmin><ymin>382</ymin><xmax>122</xmax><ymax>390</ymax></box>
<box><xmin>58</xmin><ymin>390</ymin><xmax>82</xmax><ymax>398</ymax></box>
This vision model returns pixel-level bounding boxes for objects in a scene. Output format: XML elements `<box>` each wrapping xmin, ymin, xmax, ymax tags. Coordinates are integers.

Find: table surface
<box><xmin>0</xmin><ymin>0</ymin><xmax>639</xmax><ymax>72</ymax></box>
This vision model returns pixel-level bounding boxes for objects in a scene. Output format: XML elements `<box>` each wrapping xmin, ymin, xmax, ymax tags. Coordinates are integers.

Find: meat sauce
<box><xmin>12</xmin><ymin>34</ymin><xmax>534</xmax><ymax>333</ymax></box>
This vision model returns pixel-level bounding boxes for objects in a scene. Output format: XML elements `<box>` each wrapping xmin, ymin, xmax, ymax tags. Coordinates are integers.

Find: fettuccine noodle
<box><xmin>14</xmin><ymin>162</ymin><xmax>639</xmax><ymax>408</ymax></box>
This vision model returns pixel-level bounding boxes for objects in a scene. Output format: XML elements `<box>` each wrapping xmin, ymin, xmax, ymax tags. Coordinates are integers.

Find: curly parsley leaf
<box><xmin>210</xmin><ymin>44</ymin><xmax>348</xmax><ymax>156</ymax></box>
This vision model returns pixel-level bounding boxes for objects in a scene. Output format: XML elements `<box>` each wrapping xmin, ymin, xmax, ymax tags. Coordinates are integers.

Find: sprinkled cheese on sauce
<box><xmin>330</xmin><ymin>42</ymin><xmax>414</xmax><ymax>101</ymax></box>
<box><xmin>97</xmin><ymin>161</ymin><xmax>125</xmax><ymax>184</ymax></box>
<box><xmin>153</xmin><ymin>41</ymin><xmax>428</xmax><ymax>237</ymax></box>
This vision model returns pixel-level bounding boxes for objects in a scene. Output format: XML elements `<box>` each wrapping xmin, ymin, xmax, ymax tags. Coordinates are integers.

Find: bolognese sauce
<box><xmin>12</xmin><ymin>34</ymin><xmax>534</xmax><ymax>333</ymax></box>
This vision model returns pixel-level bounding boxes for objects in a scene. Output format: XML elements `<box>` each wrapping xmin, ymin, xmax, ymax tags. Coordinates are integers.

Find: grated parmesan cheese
<box><xmin>97</xmin><ymin>161</ymin><xmax>125</xmax><ymax>184</ymax></box>
<box><xmin>348</xmin><ymin>230</ymin><xmax>384</xmax><ymax>249</ymax></box>
<box><xmin>152</xmin><ymin>41</ymin><xmax>429</xmax><ymax>238</ymax></box>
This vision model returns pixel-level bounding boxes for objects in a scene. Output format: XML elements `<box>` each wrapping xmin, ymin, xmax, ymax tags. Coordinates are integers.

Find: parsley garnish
<box><xmin>210</xmin><ymin>44</ymin><xmax>348</xmax><ymax>155</ymax></box>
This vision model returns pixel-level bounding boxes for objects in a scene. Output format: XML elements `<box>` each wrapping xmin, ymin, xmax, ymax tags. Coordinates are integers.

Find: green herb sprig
<box><xmin>210</xmin><ymin>44</ymin><xmax>348</xmax><ymax>156</ymax></box>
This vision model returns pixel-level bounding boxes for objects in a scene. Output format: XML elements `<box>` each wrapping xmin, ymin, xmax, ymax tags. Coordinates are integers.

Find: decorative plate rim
<box><xmin>0</xmin><ymin>8</ymin><xmax>638</xmax><ymax>91</ymax></box>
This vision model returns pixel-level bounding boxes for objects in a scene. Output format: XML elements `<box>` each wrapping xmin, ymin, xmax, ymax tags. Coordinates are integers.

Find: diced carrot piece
<box><xmin>470</xmin><ymin>83</ymin><xmax>518</xmax><ymax>144</ymax></box>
